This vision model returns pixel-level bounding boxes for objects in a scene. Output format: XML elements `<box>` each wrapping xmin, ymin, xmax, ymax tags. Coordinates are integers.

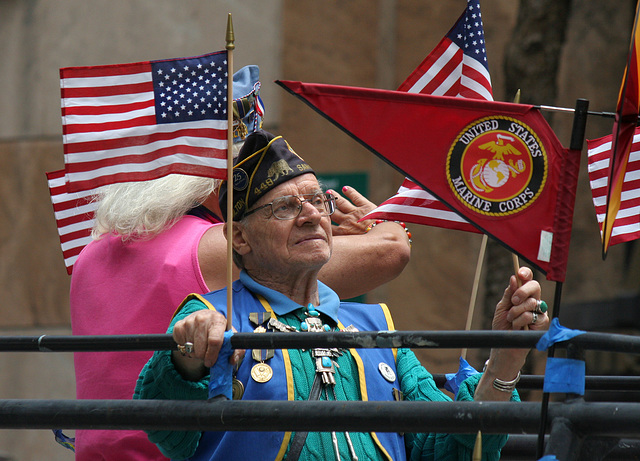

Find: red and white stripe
<box><xmin>401</xmin><ymin>41</ymin><xmax>492</xmax><ymax>101</ymax></box>
<box><xmin>363</xmin><ymin>178</ymin><xmax>480</xmax><ymax>233</ymax></box>
<box><xmin>587</xmin><ymin>129</ymin><xmax>640</xmax><ymax>246</ymax></box>
<box><xmin>46</xmin><ymin>169</ymin><xmax>97</xmax><ymax>274</ymax></box>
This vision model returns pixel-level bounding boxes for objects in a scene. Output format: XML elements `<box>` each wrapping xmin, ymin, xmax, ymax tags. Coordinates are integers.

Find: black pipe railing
<box><xmin>432</xmin><ymin>374</ymin><xmax>640</xmax><ymax>392</ymax></box>
<box><xmin>3</xmin><ymin>329</ymin><xmax>639</xmax><ymax>461</ymax></box>
<box><xmin>0</xmin><ymin>400</ymin><xmax>639</xmax><ymax>438</ymax></box>
<box><xmin>4</xmin><ymin>329</ymin><xmax>640</xmax><ymax>353</ymax></box>
<box><xmin>502</xmin><ymin>435</ymin><xmax>640</xmax><ymax>461</ymax></box>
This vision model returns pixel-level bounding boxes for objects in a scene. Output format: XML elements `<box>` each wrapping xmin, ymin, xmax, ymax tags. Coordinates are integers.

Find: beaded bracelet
<box><xmin>365</xmin><ymin>219</ymin><xmax>412</xmax><ymax>247</ymax></box>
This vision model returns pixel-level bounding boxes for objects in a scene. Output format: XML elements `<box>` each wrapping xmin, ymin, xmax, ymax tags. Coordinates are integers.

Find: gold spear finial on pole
<box><xmin>472</xmin><ymin>430</ymin><xmax>482</xmax><ymax>461</ymax></box>
<box><xmin>513</xmin><ymin>89</ymin><xmax>521</xmax><ymax>104</ymax></box>
<box><xmin>225</xmin><ymin>13</ymin><xmax>235</xmax><ymax>331</ymax></box>
<box><xmin>226</xmin><ymin>13</ymin><xmax>235</xmax><ymax>51</ymax></box>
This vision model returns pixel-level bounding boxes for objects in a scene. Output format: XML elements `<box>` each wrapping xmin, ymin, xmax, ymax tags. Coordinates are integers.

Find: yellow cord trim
<box><xmin>171</xmin><ymin>293</ymin><xmax>217</xmax><ymax>321</ymax></box>
<box><xmin>255</xmin><ymin>295</ymin><xmax>294</xmax><ymax>461</ymax></box>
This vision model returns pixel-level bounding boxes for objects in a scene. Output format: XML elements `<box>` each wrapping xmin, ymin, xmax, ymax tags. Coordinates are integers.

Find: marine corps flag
<box><xmin>277</xmin><ymin>80</ymin><xmax>580</xmax><ymax>282</ymax></box>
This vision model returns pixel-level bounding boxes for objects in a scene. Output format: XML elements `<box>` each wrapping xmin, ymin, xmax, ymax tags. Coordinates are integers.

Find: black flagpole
<box><xmin>536</xmin><ymin>98</ymin><xmax>589</xmax><ymax>458</ymax></box>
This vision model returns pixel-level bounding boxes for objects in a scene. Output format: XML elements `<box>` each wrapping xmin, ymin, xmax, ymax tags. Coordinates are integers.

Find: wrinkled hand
<box><xmin>479</xmin><ymin>267</ymin><xmax>549</xmax><ymax>396</ymax></box>
<box><xmin>173</xmin><ymin>310</ymin><xmax>244</xmax><ymax>378</ymax></box>
<box><xmin>328</xmin><ymin>186</ymin><xmax>377</xmax><ymax>236</ymax></box>
<box><xmin>492</xmin><ymin>267</ymin><xmax>549</xmax><ymax>332</ymax></box>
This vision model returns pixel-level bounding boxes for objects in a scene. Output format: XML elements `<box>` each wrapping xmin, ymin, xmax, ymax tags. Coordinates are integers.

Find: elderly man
<box><xmin>134</xmin><ymin>130</ymin><xmax>548</xmax><ymax>461</ymax></box>
<box><xmin>71</xmin><ymin>67</ymin><xmax>410</xmax><ymax>460</ymax></box>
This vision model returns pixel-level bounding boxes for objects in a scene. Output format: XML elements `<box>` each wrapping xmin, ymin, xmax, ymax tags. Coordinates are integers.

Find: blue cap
<box><xmin>232</xmin><ymin>65</ymin><xmax>264</xmax><ymax>143</ymax></box>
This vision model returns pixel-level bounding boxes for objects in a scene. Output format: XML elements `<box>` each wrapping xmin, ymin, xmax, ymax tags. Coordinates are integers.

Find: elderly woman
<box><xmin>134</xmin><ymin>130</ymin><xmax>549</xmax><ymax>461</ymax></box>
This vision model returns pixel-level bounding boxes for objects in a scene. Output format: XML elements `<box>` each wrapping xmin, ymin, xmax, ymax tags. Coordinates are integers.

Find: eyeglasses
<box><xmin>244</xmin><ymin>192</ymin><xmax>336</xmax><ymax>220</ymax></box>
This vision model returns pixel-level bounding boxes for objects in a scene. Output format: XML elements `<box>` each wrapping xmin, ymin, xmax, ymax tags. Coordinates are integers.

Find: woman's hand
<box><xmin>328</xmin><ymin>186</ymin><xmax>376</xmax><ymax>236</ymax></box>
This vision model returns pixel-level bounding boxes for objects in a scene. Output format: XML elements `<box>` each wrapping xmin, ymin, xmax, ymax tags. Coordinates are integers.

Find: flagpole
<box><xmin>511</xmin><ymin>253</ymin><xmax>526</xmax><ymax>334</ymax></box>
<box><xmin>509</xmin><ymin>91</ymin><xmax>525</xmax><ymax>295</ymax></box>
<box><xmin>536</xmin><ymin>98</ymin><xmax>589</xmax><ymax>459</ymax></box>
<box><xmin>536</xmin><ymin>105</ymin><xmax>616</xmax><ymax>119</ymax></box>
<box><xmin>460</xmin><ymin>234</ymin><xmax>487</xmax><ymax>360</ymax></box>
<box><xmin>225</xmin><ymin>13</ymin><xmax>235</xmax><ymax>331</ymax></box>
<box><xmin>472</xmin><ymin>430</ymin><xmax>482</xmax><ymax>461</ymax></box>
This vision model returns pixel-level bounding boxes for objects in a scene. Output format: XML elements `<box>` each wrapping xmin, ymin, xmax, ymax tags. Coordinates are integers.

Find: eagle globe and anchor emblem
<box><xmin>469</xmin><ymin>134</ymin><xmax>526</xmax><ymax>193</ymax></box>
<box><xmin>447</xmin><ymin>116</ymin><xmax>547</xmax><ymax>217</ymax></box>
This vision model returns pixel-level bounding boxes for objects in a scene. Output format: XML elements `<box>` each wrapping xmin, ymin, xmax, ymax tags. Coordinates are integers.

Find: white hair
<box><xmin>91</xmin><ymin>174</ymin><xmax>219</xmax><ymax>241</ymax></box>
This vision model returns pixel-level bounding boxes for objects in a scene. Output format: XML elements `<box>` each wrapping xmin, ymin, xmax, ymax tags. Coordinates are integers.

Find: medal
<box><xmin>251</xmin><ymin>362</ymin><xmax>273</xmax><ymax>383</ymax></box>
<box><xmin>249</xmin><ymin>312</ymin><xmax>273</xmax><ymax>326</ymax></box>
<box><xmin>249</xmin><ymin>312</ymin><xmax>275</xmax><ymax>384</ymax></box>
<box><xmin>232</xmin><ymin>378</ymin><xmax>245</xmax><ymax>400</ymax></box>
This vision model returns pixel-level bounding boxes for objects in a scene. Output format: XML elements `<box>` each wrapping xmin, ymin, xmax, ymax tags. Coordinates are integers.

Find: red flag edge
<box><xmin>547</xmin><ymin>147</ymin><xmax>581</xmax><ymax>282</ymax></box>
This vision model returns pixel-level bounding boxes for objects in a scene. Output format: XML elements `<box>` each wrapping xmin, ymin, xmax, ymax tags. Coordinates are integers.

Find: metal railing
<box><xmin>1</xmin><ymin>329</ymin><xmax>639</xmax><ymax>461</ymax></box>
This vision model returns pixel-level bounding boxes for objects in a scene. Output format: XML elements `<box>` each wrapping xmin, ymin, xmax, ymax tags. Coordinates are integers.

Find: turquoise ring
<box><xmin>536</xmin><ymin>300</ymin><xmax>548</xmax><ymax>314</ymax></box>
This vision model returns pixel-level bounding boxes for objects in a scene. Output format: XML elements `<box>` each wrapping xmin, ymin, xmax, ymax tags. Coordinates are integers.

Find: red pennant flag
<box><xmin>601</xmin><ymin>2</ymin><xmax>640</xmax><ymax>255</ymax></box>
<box><xmin>277</xmin><ymin>80</ymin><xmax>580</xmax><ymax>282</ymax></box>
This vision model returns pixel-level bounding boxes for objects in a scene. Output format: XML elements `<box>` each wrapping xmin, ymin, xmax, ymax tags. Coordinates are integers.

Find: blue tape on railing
<box><xmin>444</xmin><ymin>356</ymin><xmax>479</xmax><ymax>396</ymax></box>
<box><xmin>543</xmin><ymin>357</ymin><xmax>586</xmax><ymax>395</ymax></box>
<box><xmin>536</xmin><ymin>318</ymin><xmax>586</xmax><ymax>351</ymax></box>
<box><xmin>208</xmin><ymin>330</ymin><xmax>234</xmax><ymax>400</ymax></box>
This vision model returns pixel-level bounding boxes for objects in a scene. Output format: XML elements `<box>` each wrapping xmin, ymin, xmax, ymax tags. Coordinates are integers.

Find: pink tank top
<box><xmin>70</xmin><ymin>215</ymin><xmax>219</xmax><ymax>460</ymax></box>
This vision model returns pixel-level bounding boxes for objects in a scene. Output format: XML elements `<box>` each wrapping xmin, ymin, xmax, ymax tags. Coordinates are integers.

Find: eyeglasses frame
<box><xmin>243</xmin><ymin>192</ymin><xmax>336</xmax><ymax>220</ymax></box>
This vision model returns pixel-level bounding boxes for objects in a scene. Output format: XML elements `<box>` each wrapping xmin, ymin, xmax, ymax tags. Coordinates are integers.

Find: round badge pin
<box><xmin>233</xmin><ymin>168</ymin><xmax>249</xmax><ymax>191</ymax></box>
<box><xmin>378</xmin><ymin>362</ymin><xmax>396</xmax><ymax>383</ymax></box>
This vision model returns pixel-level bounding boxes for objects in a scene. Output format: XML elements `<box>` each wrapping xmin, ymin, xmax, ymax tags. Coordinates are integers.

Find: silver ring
<box><xmin>184</xmin><ymin>342</ymin><xmax>194</xmax><ymax>354</ymax></box>
<box><xmin>531</xmin><ymin>311</ymin><xmax>538</xmax><ymax>325</ymax></box>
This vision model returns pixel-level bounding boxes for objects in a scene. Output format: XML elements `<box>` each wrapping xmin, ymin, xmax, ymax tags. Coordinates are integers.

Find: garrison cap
<box><xmin>219</xmin><ymin>130</ymin><xmax>315</xmax><ymax>221</ymax></box>
<box><xmin>232</xmin><ymin>65</ymin><xmax>264</xmax><ymax>143</ymax></box>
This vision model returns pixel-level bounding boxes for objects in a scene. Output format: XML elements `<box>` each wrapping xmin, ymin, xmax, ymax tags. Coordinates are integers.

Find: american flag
<box><xmin>588</xmin><ymin>128</ymin><xmax>640</xmax><ymax>247</ymax></box>
<box><xmin>60</xmin><ymin>50</ymin><xmax>229</xmax><ymax>193</ymax></box>
<box><xmin>364</xmin><ymin>181</ymin><xmax>480</xmax><ymax>233</ymax></box>
<box><xmin>46</xmin><ymin>169</ymin><xmax>97</xmax><ymax>274</ymax></box>
<box><xmin>398</xmin><ymin>0</ymin><xmax>492</xmax><ymax>100</ymax></box>
<box><xmin>364</xmin><ymin>0</ymin><xmax>491</xmax><ymax>229</ymax></box>
<box><xmin>600</xmin><ymin>2</ymin><xmax>640</xmax><ymax>254</ymax></box>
